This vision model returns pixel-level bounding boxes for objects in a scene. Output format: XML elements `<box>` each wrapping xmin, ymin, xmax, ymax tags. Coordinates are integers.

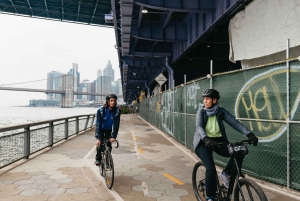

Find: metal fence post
<box><xmin>210</xmin><ymin>60</ymin><xmax>213</xmax><ymax>89</ymax></box>
<box><xmin>286</xmin><ymin>39</ymin><xmax>290</xmax><ymax>189</ymax></box>
<box><xmin>184</xmin><ymin>74</ymin><xmax>187</xmax><ymax>147</ymax></box>
<box><xmin>91</xmin><ymin>115</ymin><xmax>95</xmax><ymax>128</ymax></box>
<box><xmin>24</xmin><ymin>126</ymin><xmax>30</xmax><ymax>159</ymax></box>
<box><xmin>49</xmin><ymin>122</ymin><xmax>53</xmax><ymax>147</ymax></box>
<box><xmin>64</xmin><ymin>119</ymin><xmax>68</xmax><ymax>140</ymax></box>
<box><xmin>84</xmin><ymin>116</ymin><xmax>90</xmax><ymax>130</ymax></box>
<box><xmin>76</xmin><ymin>117</ymin><xmax>79</xmax><ymax>134</ymax></box>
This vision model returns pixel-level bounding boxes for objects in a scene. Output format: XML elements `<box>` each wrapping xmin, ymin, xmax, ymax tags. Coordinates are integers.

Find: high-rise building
<box><xmin>97</xmin><ymin>69</ymin><xmax>102</xmax><ymax>78</ymax></box>
<box><xmin>115</xmin><ymin>78</ymin><xmax>122</xmax><ymax>95</ymax></box>
<box><xmin>47</xmin><ymin>71</ymin><xmax>64</xmax><ymax>100</ymax></box>
<box><xmin>103</xmin><ymin>60</ymin><xmax>115</xmax><ymax>82</ymax></box>
<box><xmin>96</xmin><ymin>76</ymin><xmax>111</xmax><ymax>101</ymax></box>
<box><xmin>79</xmin><ymin>79</ymin><xmax>92</xmax><ymax>101</ymax></box>
<box><xmin>91</xmin><ymin>80</ymin><xmax>96</xmax><ymax>101</ymax></box>
<box><xmin>67</xmin><ymin>63</ymin><xmax>80</xmax><ymax>102</ymax></box>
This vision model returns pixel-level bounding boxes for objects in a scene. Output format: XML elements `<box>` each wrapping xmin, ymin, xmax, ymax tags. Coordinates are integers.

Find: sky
<box><xmin>0</xmin><ymin>14</ymin><xmax>120</xmax><ymax>106</ymax></box>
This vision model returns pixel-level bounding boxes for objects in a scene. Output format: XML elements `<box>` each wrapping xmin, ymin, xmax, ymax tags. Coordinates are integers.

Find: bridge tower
<box><xmin>61</xmin><ymin>74</ymin><xmax>73</xmax><ymax>108</ymax></box>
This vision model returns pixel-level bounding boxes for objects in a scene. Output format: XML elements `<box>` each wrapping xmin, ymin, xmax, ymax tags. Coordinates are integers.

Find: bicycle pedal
<box><xmin>220</xmin><ymin>185</ymin><xmax>228</xmax><ymax>193</ymax></box>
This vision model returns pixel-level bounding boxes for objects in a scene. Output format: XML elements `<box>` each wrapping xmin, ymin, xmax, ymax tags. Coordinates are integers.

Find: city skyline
<box><xmin>0</xmin><ymin>14</ymin><xmax>120</xmax><ymax>106</ymax></box>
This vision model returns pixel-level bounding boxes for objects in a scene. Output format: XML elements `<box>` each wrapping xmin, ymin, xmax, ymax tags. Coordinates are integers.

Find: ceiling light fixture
<box><xmin>142</xmin><ymin>9</ymin><xmax>148</xmax><ymax>13</ymax></box>
<box><xmin>207</xmin><ymin>45</ymin><xmax>210</xmax><ymax>48</ymax></box>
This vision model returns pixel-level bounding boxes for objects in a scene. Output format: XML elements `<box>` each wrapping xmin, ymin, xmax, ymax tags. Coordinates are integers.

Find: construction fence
<box><xmin>139</xmin><ymin>59</ymin><xmax>300</xmax><ymax>191</ymax></box>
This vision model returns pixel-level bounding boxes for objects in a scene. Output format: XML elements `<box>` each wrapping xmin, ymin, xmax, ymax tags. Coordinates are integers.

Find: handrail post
<box><xmin>84</xmin><ymin>115</ymin><xmax>90</xmax><ymax>130</ymax></box>
<box><xmin>49</xmin><ymin>122</ymin><xmax>53</xmax><ymax>147</ymax></box>
<box><xmin>90</xmin><ymin>115</ymin><xmax>95</xmax><ymax>128</ymax></box>
<box><xmin>24</xmin><ymin>126</ymin><xmax>30</xmax><ymax>159</ymax></box>
<box><xmin>76</xmin><ymin>117</ymin><xmax>79</xmax><ymax>134</ymax></box>
<box><xmin>65</xmin><ymin>119</ymin><xmax>68</xmax><ymax>140</ymax></box>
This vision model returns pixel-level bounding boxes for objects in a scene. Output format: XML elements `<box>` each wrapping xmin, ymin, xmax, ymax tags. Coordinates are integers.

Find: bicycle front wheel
<box><xmin>234</xmin><ymin>178</ymin><xmax>267</xmax><ymax>201</ymax></box>
<box><xmin>104</xmin><ymin>151</ymin><xmax>114</xmax><ymax>189</ymax></box>
<box><xmin>192</xmin><ymin>162</ymin><xmax>207</xmax><ymax>201</ymax></box>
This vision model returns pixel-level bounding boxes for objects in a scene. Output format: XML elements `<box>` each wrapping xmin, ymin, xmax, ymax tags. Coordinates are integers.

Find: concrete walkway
<box><xmin>0</xmin><ymin>114</ymin><xmax>299</xmax><ymax>200</ymax></box>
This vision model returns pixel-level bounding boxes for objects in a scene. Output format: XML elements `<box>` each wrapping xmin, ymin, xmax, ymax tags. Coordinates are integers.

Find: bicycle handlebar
<box><xmin>218</xmin><ymin>139</ymin><xmax>252</xmax><ymax>146</ymax></box>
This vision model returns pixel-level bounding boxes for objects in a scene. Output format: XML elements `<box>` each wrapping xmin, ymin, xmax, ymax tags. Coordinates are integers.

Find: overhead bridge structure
<box><xmin>0</xmin><ymin>0</ymin><xmax>252</xmax><ymax>102</ymax></box>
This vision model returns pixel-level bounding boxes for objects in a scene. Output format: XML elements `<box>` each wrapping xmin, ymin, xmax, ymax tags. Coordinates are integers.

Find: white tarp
<box><xmin>229</xmin><ymin>0</ymin><xmax>300</xmax><ymax>68</ymax></box>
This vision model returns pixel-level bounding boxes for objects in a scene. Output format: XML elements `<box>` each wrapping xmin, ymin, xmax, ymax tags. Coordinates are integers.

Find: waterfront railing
<box><xmin>0</xmin><ymin>114</ymin><xmax>96</xmax><ymax>169</ymax></box>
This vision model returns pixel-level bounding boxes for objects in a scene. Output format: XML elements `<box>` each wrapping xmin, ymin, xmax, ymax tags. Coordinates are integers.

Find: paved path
<box><xmin>0</xmin><ymin>114</ymin><xmax>299</xmax><ymax>200</ymax></box>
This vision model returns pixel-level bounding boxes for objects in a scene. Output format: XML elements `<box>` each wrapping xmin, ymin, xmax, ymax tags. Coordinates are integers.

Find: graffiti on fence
<box><xmin>186</xmin><ymin>82</ymin><xmax>201</xmax><ymax>110</ymax></box>
<box><xmin>235</xmin><ymin>66</ymin><xmax>300</xmax><ymax>142</ymax></box>
<box><xmin>160</xmin><ymin>90</ymin><xmax>176</xmax><ymax>136</ymax></box>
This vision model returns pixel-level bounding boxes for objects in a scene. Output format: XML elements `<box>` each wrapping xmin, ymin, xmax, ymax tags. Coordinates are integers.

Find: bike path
<box><xmin>0</xmin><ymin>113</ymin><xmax>299</xmax><ymax>200</ymax></box>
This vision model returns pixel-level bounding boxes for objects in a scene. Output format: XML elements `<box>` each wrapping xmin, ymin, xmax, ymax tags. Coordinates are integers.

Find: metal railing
<box><xmin>0</xmin><ymin>113</ymin><xmax>96</xmax><ymax>169</ymax></box>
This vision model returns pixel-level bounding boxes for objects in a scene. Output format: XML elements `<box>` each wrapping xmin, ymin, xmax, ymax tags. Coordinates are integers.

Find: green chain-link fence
<box><xmin>139</xmin><ymin>59</ymin><xmax>300</xmax><ymax>191</ymax></box>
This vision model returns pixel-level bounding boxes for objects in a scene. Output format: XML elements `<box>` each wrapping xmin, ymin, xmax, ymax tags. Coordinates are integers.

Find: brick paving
<box><xmin>0</xmin><ymin>113</ymin><xmax>299</xmax><ymax>200</ymax></box>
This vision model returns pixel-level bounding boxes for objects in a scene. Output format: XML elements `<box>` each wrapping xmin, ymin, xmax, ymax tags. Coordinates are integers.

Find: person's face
<box><xmin>108</xmin><ymin>98</ymin><xmax>116</xmax><ymax>108</ymax></box>
<box><xmin>203</xmin><ymin>97</ymin><xmax>217</xmax><ymax>108</ymax></box>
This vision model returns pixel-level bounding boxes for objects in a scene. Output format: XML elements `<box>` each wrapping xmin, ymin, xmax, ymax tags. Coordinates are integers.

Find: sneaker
<box><xmin>219</xmin><ymin>171</ymin><xmax>230</xmax><ymax>188</ymax></box>
<box><xmin>207</xmin><ymin>199</ymin><xmax>213</xmax><ymax>201</ymax></box>
<box><xmin>94</xmin><ymin>160</ymin><xmax>100</xmax><ymax>166</ymax></box>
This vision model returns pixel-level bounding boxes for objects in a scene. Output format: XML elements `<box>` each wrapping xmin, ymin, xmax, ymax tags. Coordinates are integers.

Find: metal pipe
<box><xmin>145</xmin><ymin>82</ymin><xmax>150</xmax><ymax>97</ymax></box>
<box><xmin>210</xmin><ymin>60</ymin><xmax>213</xmax><ymax>88</ymax></box>
<box><xmin>165</xmin><ymin>57</ymin><xmax>174</xmax><ymax>89</ymax></box>
<box><xmin>286</xmin><ymin>39</ymin><xmax>290</xmax><ymax>189</ymax></box>
<box><xmin>184</xmin><ymin>74</ymin><xmax>187</xmax><ymax>146</ymax></box>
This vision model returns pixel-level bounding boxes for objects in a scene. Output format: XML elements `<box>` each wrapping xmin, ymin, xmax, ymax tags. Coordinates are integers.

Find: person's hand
<box><xmin>110</xmin><ymin>138</ymin><xmax>116</xmax><ymax>143</ymax></box>
<box><xmin>203</xmin><ymin>136</ymin><xmax>219</xmax><ymax>150</ymax></box>
<box><xmin>247</xmin><ymin>133</ymin><xmax>258</xmax><ymax>146</ymax></box>
<box><xmin>96</xmin><ymin>139</ymin><xmax>101</xmax><ymax>147</ymax></box>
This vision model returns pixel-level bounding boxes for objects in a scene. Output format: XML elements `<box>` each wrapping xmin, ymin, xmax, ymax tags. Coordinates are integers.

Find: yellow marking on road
<box><xmin>133</xmin><ymin>136</ymin><xmax>137</xmax><ymax>141</ymax></box>
<box><xmin>163</xmin><ymin>173</ymin><xmax>184</xmax><ymax>185</ymax></box>
<box><xmin>138</xmin><ymin>148</ymin><xmax>143</xmax><ymax>153</ymax></box>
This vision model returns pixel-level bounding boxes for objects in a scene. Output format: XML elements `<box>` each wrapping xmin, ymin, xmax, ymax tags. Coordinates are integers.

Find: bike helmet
<box><xmin>106</xmin><ymin>93</ymin><xmax>117</xmax><ymax>100</ymax></box>
<box><xmin>202</xmin><ymin>89</ymin><xmax>220</xmax><ymax>100</ymax></box>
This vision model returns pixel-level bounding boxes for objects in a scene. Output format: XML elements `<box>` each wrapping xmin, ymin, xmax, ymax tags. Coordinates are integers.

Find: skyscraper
<box><xmin>115</xmin><ymin>78</ymin><xmax>122</xmax><ymax>95</ymax></box>
<box><xmin>103</xmin><ymin>60</ymin><xmax>115</xmax><ymax>82</ymax></box>
<box><xmin>96</xmin><ymin>76</ymin><xmax>111</xmax><ymax>101</ymax></box>
<box><xmin>67</xmin><ymin>63</ymin><xmax>80</xmax><ymax>103</ymax></box>
<box><xmin>97</xmin><ymin>68</ymin><xmax>102</xmax><ymax>78</ymax></box>
<box><xmin>47</xmin><ymin>71</ymin><xmax>64</xmax><ymax>100</ymax></box>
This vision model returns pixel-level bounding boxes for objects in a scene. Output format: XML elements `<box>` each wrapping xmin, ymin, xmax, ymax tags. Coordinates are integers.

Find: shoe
<box><xmin>219</xmin><ymin>171</ymin><xmax>230</xmax><ymax>188</ymax></box>
<box><xmin>94</xmin><ymin>160</ymin><xmax>100</xmax><ymax>166</ymax></box>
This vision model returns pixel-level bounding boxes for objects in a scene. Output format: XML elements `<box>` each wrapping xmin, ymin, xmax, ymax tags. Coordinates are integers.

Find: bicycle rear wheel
<box><xmin>192</xmin><ymin>162</ymin><xmax>207</xmax><ymax>201</ymax></box>
<box><xmin>234</xmin><ymin>178</ymin><xmax>267</xmax><ymax>201</ymax></box>
<box><xmin>104</xmin><ymin>151</ymin><xmax>114</xmax><ymax>189</ymax></box>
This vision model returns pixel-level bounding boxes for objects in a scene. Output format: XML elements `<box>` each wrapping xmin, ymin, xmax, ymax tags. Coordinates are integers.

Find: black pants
<box><xmin>95</xmin><ymin>129</ymin><xmax>112</xmax><ymax>161</ymax></box>
<box><xmin>195</xmin><ymin>138</ymin><xmax>244</xmax><ymax>198</ymax></box>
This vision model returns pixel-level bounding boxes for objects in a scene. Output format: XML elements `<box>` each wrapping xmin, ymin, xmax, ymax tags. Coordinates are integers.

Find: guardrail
<box><xmin>0</xmin><ymin>113</ymin><xmax>96</xmax><ymax>169</ymax></box>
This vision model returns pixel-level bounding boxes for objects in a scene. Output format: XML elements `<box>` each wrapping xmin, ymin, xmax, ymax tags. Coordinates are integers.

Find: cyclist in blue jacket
<box><xmin>94</xmin><ymin>94</ymin><xmax>121</xmax><ymax>166</ymax></box>
<box><xmin>193</xmin><ymin>89</ymin><xmax>258</xmax><ymax>201</ymax></box>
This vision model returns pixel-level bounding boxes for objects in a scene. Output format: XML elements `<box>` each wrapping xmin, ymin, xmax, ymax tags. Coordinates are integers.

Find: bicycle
<box><xmin>192</xmin><ymin>140</ymin><xmax>267</xmax><ymax>201</ymax></box>
<box><xmin>97</xmin><ymin>138</ymin><xmax>119</xmax><ymax>189</ymax></box>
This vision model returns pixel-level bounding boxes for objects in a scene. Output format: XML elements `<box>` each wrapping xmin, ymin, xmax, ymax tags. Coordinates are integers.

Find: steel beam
<box><xmin>131</xmin><ymin>22</ymin><xmax>186</xmax><ymax>42</ymax></box>
<box><xmin>90</xmin><ymin>0</ymin><xmax>99</xmax><ymax>23</ymax></box>
<box><xmin>26</xmin><ymin>0</ymin><xmax>33</xmax><ymax>16</ymax></box>
<box><xmin>77</xmin><ymin>1</ymin><xmax>81</xmax><ymax>22</ymax></box>
<box><xmin>62</xmin><ymin>0</ymin><xmax>64</xmax><ymax>20</ymax></box>
<box><xmin>44</xmin><ymin>0</ymin><xmax>49</xmax><ymax>18</ymax></box>
<box><xmin>135</xmin><ymin>0</ymin><xmax>215</xmax><ymax>13</ymax></box>
<box><xmin>9</xmin><ymin>0</ymin><xmax>18</xmax><ymax>14</ymax></box>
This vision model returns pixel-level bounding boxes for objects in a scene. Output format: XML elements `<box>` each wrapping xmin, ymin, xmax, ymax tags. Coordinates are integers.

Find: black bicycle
<box><xmin>192</xmin><ymin>140</ymin><xmax>267</xmax><ymax>201</ymax></box>
<box><xmin>97</xmin><ymin>138</ymin><xmax>119</xmax><ymax>189</ymax></box>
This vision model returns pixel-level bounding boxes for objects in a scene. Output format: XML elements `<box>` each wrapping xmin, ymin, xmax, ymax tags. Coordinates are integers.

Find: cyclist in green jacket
<box><xmin>193</xmin><ymin>89</ymin><xmax>258</xmax><ymax>201</ymax></box>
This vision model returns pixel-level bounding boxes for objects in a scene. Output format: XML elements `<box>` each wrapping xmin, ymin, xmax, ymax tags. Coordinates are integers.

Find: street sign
<box><xmin>155</xmin><ymin>73</ymin><xmax>167</xmax><ymax>86</ymax></box>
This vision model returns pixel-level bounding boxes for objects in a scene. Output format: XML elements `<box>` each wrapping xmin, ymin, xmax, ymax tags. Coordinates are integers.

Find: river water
<box><xmin>0</xmin><ymin>105</ymin><xmax>98</xmax><ymax>128</ymax></box>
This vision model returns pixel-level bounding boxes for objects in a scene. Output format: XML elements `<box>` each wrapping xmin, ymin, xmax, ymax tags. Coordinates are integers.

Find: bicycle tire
<box><xmin>104</xmin><ymin>151</ymin><xmax>114</xmax><ymax>189</ymax></box>
<box><xmin>234</xmin><ymin>178</ymin><xmax>268</xmax><ymax>201</ymax></box>
<box><xmin>192</xmin><ymin>161</ymin><xmax>207</xmax><ymax>201</ymax></box>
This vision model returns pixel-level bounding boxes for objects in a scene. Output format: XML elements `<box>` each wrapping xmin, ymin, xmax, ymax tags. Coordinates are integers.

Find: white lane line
<box><xmin>84</xmin><ymin>146</ymin><xmax>124</xmax><ymax>201</ymax></box>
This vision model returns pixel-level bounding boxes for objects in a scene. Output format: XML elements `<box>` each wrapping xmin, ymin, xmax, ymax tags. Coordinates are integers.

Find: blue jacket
<box><xmin>193</xmin><ymin>106</ymin><xmax>251</xmax><ymax>150</ymax></box>
<box><xmin>95</xmin><ymin>106</ymin><xmax>121</xmax><ymax>139</ymax></box>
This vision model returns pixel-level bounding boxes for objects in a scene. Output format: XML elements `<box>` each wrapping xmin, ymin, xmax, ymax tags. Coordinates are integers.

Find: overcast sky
<box><xmin>0</xmin><ymin>14</ymin><xmax>120</xmax><ymax>106</ymax></box>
